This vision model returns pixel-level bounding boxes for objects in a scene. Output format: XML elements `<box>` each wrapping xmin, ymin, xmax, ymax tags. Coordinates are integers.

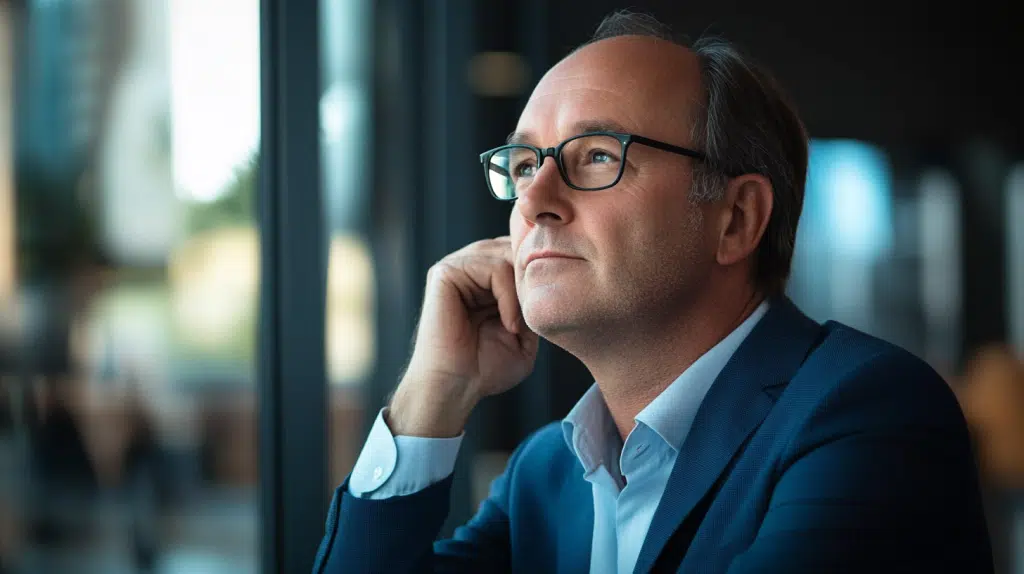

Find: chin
<box><xmin>521</xmin><ymin>292</ymin><xmax>602</xmax><ymax>343</ymax></box>
<box><xmin>522</xmin><ymin>307</ymin><xmax>568</xmax><ymax>337</ymax></box>
<box><xmin>521</xmin><ymin>294</ymin><xmax>576</xmax><ymax>335</ymax></box>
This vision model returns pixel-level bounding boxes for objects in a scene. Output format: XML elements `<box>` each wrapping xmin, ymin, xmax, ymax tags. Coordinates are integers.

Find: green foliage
<box><xmin>185</xmin><ymin>154</ymin><xmax>258</xmax><ymax>235</ymax></box>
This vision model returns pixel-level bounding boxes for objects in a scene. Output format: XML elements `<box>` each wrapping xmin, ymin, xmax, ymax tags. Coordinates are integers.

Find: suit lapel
<box><xmin>559</xmin><ymin>463</ymin><xmax>596</xmax><ymax>573</ymax></box>
<box><xmin>632</xmin><ymin>297</ymin><xmax>823</xmax><ymax>574</ymax></box>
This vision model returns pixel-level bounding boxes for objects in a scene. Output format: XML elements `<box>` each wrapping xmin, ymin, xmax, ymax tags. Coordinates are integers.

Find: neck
<box><xmin>577</xmin><ymin>287</ymin><xmax>765</xmax><ymax>441</ymax></box>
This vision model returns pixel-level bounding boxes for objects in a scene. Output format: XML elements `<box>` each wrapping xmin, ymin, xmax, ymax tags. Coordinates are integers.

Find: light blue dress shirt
<box><xmin>349</xmin><ymin>302</ymin><xmax>769</xmax><ymax>573</ymax></box>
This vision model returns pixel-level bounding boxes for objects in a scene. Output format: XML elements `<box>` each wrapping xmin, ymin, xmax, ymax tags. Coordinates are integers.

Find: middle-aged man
<box><xmin>313</xmin><ymin>11</ymin><xmax>993</xmax><ymax>574</ymax></box>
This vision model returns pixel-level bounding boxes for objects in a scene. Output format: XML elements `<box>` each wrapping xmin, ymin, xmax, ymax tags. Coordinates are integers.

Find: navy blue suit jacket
<box><xmin>313</xmin><ymin>298</ymin><xmax>993</xmax><ymax>573</ymax></box>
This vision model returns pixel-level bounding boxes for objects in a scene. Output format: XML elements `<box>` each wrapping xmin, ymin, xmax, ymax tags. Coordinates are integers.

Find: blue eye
<box><xmin>513</xmin><ymin>162</ymin><xmax>537</xmax><ymax>178</ymax></box>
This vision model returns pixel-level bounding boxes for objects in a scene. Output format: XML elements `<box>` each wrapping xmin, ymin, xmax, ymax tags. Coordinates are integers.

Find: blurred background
<box><xmin>0</xmin><ymin>0</ymin><xmax>1022</xmax><ymax>572</ymax></box>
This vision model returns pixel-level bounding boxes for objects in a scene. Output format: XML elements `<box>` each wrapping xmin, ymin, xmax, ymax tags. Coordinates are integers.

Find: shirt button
<box><xmin>373</xmin><ymin>466</ymin><xmax>384</xmax><ymax>482</ymax></box>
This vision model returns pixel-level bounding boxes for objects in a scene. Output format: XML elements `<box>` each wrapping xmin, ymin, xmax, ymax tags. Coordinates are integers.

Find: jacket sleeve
<box><xmin>727</xmin><ymin>352</ymin><xmax>994</xmax><ymax>574</ymax></box>
<box><xmin>313</xmin><ymin>427</ymin><xmax>543</xmax><ymax>574</ymax></box>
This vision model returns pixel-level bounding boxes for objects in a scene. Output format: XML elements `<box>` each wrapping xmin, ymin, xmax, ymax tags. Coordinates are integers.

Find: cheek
<box><xmin>581</xmin><ymin>209</ymin><xmax>644</xmax><ymax>277</ymax></box>
<box><xmin>617</xmin><ymin>198</ymin><xmax>701</xmax><ymax>270</ymax></box>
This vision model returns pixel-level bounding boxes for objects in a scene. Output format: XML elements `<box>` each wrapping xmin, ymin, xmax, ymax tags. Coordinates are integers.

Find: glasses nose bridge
<box><xmin>537</xmin><ymin>146</ymin><xmax>559</xmax><ymax>165</ymax></box>
<box><xmin>514</xmin><ymin>146</ymin><xmax>567</xmax><ymax>196</ymax></box>
<box><xmin>530</xmin><ymin>146</ymin><xmax>563</xmax><ymax>181</ymax></box>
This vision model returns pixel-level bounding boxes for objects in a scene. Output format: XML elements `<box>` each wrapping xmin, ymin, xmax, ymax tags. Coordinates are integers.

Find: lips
<box><xmin>525</xmin><ymin>251</ymin><xmax>578</xmax><ymax>264</ymax></box>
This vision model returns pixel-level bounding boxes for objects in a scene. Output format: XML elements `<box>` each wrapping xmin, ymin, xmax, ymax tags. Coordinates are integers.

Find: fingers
<box><xmin>451</xmin><ymin>257</ymin><xmax>520</xmax><ymax>333</ymax></box>
<box><xmin>431</xmin><ymin>237</ymin><xmax>521</xmax><ymax>334</ymax></box>
<box><xmin>490</xmin><ymin>262</ymin><xmax>520</xmax><ymax>334</ymax></box>
<box><xmin>518</xmin><ymin>326</ymin><xmax>540</xmax><ymax>356</ymax></box>
<box><xmin>451</xmin><ymin>236</ymin><xmax>514</xmax><ymax>263</ymax></box>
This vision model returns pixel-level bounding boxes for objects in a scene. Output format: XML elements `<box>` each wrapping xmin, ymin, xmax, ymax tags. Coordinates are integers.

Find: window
<box><xmin>2</xmin><ymin>1</ymin><xmax>260</xmax><ymax>571</ymax></box>
<box><xmin>1007</xmin><ymin>163</ymin><xmax>1024</xmax><ymax>355</ymax></box>
<box><xmin>789</xmin><ymin>139</ymin><xmax>894</xmax><ymax>334</ymax></box>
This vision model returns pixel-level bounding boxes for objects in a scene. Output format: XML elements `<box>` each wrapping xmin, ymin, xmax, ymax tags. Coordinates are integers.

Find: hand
<box><xmin>389</xmin><ymin>237</ymin><xmax>540</xmax><ymax>437</ymax></box>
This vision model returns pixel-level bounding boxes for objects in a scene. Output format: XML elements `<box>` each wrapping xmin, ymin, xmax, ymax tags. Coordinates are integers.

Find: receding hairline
<box><xmin>566</xmin><ymin>33</ymin><xmax>700</xmax><ymax>70</ymax></box>
<box><xmin>543</xmin><ymin>34</ymin><xmax>704</xmax><ymax>132</ymax></box>
<box><xmin>543</xmin><ymin>34</ymin><xmax>704</xmax><ymax>108</ymax></box>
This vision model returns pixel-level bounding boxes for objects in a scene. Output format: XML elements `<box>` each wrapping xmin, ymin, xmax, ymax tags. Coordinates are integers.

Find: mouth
<box><xmin>524</xmin><ymin>251</ymin><xmax>589</xmax><ymax>272</ymax></box>
<box><xmin>524</xmin><ymin>252</ymin><xmax>583</xmax><ymax>267</ymax></box>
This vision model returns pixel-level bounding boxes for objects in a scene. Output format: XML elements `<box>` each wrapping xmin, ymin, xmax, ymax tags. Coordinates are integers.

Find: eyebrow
<box><xmin>506</xmin><ymin>119</ymin><xmax>634</xmax><ymax>146</ymax></box>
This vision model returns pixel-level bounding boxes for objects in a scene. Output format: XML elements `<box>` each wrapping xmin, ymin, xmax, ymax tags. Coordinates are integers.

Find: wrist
<box><xmin>387</xmin><ymin>373</ymin><xmax>480</xmax><ymax>438</ymax></box>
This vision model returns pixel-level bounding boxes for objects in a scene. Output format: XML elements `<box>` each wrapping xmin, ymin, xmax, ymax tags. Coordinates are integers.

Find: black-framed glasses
<box><xmin>479</xmin><ymin>131</ymin><xmax>705</xmax><ymax>201</ymax></box>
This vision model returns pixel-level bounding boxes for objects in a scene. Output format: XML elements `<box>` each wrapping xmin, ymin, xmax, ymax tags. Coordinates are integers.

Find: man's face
<box><xmin>510</xmin><ymin>36</ymin><xmax>714</xmax><ymax>342</ymax></box>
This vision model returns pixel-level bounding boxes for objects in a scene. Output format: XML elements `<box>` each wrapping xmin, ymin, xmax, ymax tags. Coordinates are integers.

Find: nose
<box><xmin>515</xmin><ymin>157</ymin><xmax>572</xmax><ymax>226</ymax></box>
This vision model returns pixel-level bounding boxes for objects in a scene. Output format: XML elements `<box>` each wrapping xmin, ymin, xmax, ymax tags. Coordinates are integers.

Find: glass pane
<box><xmin>917</xmin><ymin>168</ymin><xmax>962</xmax><ymax>376</ymax></box>
<box><xmin>1008</xmin><ymin>163</ymin><xmax>1024</xmax><ymax>355</ymax></box>
<box><xmin>786</xmin><ymin>139</ymin><xmax>965</xmax><ymax>376</ymax></box>
<box><xmin>787</xmin><ymin>140</ymin><xmax>970</xmax><ymax>382</ymax></box>
<box><xmin>321</xmin><ymin>0</ymin><xmax>374</xmax><ymax>489</ymax></box>
<box><xmin>788</xmin><ymin>139</ymin><xmax>895</xmax><ymax>334</ymax></box>
<box><xmin>2</xmin><ymin>1</ymin><xmax>260</xmax><ymax>572</ymax></box>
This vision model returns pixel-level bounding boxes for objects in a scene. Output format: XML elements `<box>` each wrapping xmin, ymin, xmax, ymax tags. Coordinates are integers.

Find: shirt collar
<box><xmin>636</xmin><ymin>301</ymin><xmax>770</xmax><ymax>451</ymax></box>
<box><xmin>562</xmin><ymin>301</ymin><xmax>770</xmax><ymax>467</ymax></box>
<box><xmin>562</xmin><ymin>383</ymin><xmax>622</xmax><ymax>477</ymax></box>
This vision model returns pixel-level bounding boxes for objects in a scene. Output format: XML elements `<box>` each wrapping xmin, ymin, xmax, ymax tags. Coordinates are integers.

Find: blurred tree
<box><xmin>15</xmin><ymin>163</ymin><xmax>101</xmax><ymax>282</ymax></box>
<box><xmin>185</xmin><ymin>154</ymin><xmax>257</xmax><ymax>236</ymax></box>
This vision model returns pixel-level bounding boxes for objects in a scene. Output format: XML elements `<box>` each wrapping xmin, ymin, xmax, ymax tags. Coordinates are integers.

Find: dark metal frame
<box><xmin>258</xmin><ymin>1</ymin><xmax>327</xmax><ymax>572</ymax></box>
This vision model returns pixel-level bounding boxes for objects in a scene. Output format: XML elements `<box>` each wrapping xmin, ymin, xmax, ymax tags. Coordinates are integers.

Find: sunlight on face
<box><xmin>508</xmin><ymin>37</ymin><xmax>712</xmax><ymax>345</ymax></box>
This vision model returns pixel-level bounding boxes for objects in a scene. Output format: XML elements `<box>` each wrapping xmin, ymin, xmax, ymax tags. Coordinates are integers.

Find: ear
<box><xmin>714</xmin><ymin>174</ymin><xmax>773</xmax><ymax>267</ymax></box>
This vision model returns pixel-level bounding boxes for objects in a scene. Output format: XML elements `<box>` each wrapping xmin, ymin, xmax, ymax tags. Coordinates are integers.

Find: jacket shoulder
<box><xmin>784</xmin><ymin>320</ymin><xmax>966</xmax><ymax>434</ymax></box>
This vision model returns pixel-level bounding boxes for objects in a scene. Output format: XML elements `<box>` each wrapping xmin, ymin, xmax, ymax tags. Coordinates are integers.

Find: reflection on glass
<box><xmin>1</xmin><ymin>3</ymin><xmax>15</xmax><ymax>413</ymax></box>
<box><xmin>789</xmin><ymin>139</ymin><xmax>893</xmax><ymax>334</ymax></box>
<box><xmin>918</xmin><ymin>168</ymin><xmax>962</xmax><ymax>374</ymax></box>
<box><xmin>3</xmin><ymin>1</ymin><xmax>259</xmax><ymax>572</ymax></box>
<box><xmin>326</xmin><ymin>235</ymin><xmax>374</xmax><ymax>387</ymax></box>
<box><xmin>1008</xmin><ymin>164</ymin><xmax>1024</xmax><ymax>356</ymax></box>
<box><xmin>322</xmin><ymin>0</ymin><xmax>375</xmax><ymax>490</ymax></box>
<box><xmin>0</xmin><ymin>4</ymin><xmax>12</xmax><ymax>308</ymax></box>
<box><xmin>169</xmin><ymin>0</ymin><xmax>260</xmax><ymax>203</ymax></box>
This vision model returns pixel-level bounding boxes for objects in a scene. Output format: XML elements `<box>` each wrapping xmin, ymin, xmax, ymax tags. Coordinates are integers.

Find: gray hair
<box><xmin>587</xmin><ymin>10</ymin><xmax>808</xmax><ymax>295</ymax></box>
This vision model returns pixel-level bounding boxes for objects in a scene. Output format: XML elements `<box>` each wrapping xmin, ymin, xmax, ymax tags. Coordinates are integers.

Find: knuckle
<box><xmin>427</xmin><ymin>261</ymin><xmax>453</xmax><ymax>282</ymax></box>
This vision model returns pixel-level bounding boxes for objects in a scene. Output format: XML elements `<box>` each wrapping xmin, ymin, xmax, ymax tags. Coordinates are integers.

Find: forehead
<box><xmin>516</xmin><ymin>36</ymin><xmax>702</xmax><ymax>145</ymax></box>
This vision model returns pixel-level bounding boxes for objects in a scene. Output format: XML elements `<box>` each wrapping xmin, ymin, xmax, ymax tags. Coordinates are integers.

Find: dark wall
<box><xmin>545</xmin><ymin>0</ymin><xmax>1024</xmax><ymax>150</ymax></box>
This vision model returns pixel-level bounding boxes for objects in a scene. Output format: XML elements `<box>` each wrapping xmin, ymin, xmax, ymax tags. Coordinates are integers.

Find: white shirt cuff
<box><xmin>348</xmin><ymin>408</ymin><xmax>464</xmax><ymax>499</ymax></box>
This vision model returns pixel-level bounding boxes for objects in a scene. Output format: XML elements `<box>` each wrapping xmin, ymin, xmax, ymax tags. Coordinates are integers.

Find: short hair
<box><xmin>586</xmin><ymin>10</ymin><xmax>808</xmax><ymax>296</ymax></box>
